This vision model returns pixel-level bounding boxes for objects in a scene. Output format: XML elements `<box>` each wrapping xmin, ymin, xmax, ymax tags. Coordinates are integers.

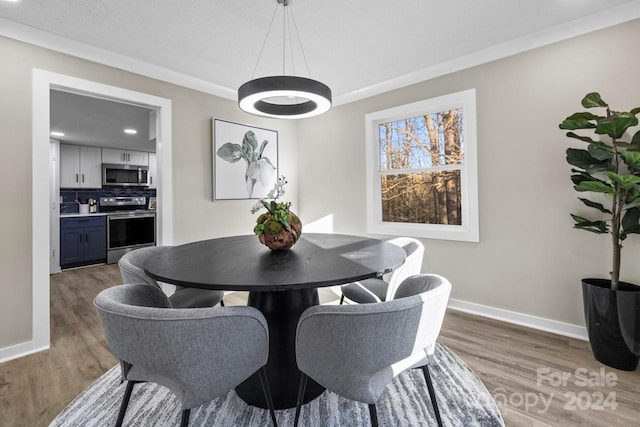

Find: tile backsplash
<box><xmin>60</xmin><ymin>187</ymin><xmax>157</xmax><ymax>214</ymax></box>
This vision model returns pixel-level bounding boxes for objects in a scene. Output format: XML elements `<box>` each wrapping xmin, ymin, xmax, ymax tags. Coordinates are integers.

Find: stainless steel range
<box><xmin>100</xmin><ymin>197</ymin><xmax>156</xmax><ymax>264</ymax></box>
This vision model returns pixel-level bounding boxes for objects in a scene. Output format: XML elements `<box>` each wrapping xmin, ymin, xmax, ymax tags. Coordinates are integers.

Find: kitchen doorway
<box><xmin>49</xmin><ymin>90</ymin><xmax>159</xmax><ymax>273</ymax></box>
<box><xmin>32</xmin><ymin>70</ymin><xmax>173</xmax><ymax>355</ymax></box>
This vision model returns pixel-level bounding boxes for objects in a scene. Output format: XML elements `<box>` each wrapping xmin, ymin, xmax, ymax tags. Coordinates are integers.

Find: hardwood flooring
<box><xmin>0</xmin><ymin>264</ymin><xmax>638</xmax><ymax>426</ymax></box>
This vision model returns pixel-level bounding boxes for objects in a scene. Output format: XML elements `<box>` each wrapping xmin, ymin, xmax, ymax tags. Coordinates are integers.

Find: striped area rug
<box><xmin>50</xmin><ymin>343</ymin><xmax>504</xmax><ymax>426</ymax></box>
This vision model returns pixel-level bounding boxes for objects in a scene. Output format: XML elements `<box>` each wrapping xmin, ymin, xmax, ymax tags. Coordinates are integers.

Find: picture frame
<box><xmin>213</xmin><ymin>119</ymin><xmax>279</xmax><ymax>200</ymax></box>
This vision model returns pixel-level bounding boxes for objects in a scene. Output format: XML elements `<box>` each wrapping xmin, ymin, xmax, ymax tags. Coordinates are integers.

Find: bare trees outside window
<box><xmin>365</xmin><ymin>90</ymin><xmax>479</xmax><ymax>242</ymax></box>
<box><xmin>379</xmin><ymin>110</ymin><xmax>464</xmax><ymax>225</ymax></box>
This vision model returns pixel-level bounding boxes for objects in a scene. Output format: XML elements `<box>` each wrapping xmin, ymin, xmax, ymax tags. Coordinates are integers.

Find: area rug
<box><xmin>50</xmin><ymin>343</ymin><xmax>504</xmax><ymax>426</ymax></box>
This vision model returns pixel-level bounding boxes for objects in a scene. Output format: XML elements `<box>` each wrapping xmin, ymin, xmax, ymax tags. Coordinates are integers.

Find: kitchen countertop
<box><xmin>60</xmin><ymin>212</ymin><xmax>109</xmax><ymax>218</ymax></box>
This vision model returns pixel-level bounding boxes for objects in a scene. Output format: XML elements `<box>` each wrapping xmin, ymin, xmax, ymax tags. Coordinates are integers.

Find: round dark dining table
<box><xmin>144</xmin><ymin>233</ymin><xmax>406</xmax><ymax>409</ymax></box>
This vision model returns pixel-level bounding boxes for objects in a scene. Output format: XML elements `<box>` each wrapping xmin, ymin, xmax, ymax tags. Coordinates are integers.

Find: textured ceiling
<box><xmin>7</xmin><ymin>0</ymin><xmax>638</xmax><ymax>147</ymax></box>
<box><xmin>2</xmin><ymin>0</ymin><xmax>640</xmax><ymax>103</ymax></box>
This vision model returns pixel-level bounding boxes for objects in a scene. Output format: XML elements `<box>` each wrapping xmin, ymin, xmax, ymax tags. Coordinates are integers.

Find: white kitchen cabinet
<box><xmin>60</xmin><ymin>144</ymin><xmax>102</xmax><ymax>188</ymax></box>
<box><xmin>148</xmin><ymin>152</ymin><xmax>157</xmax><ymax>189</ymax></box>
<box><xmin>102</xmin><ymin>148</ymin><xmax>149</xmax><ymax>166</ymax></box>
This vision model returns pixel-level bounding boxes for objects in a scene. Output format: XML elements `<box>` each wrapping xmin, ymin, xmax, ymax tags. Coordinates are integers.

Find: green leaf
<box><xmin>595</xmin><ymin>116</ymin><xmax>639</xmax><ymax>139</ymax></box>
<box><xmin>606</xmin><ymin>171</ymin><xmax>640</xmax><ymax>189</ymax></box>
<box><xmin>588</xmin><ymin>142</ymin><xmax>614</xmax><ymax>161</ymax></box>
<box><xmin>560</xmin><ymin>113</ymin><xmax>600</xmax><ymax>130</ymax></box>
<box><xmin>571</xmin><ymin>214</ymin><xmax>609</xmax><ymax>234</ymax></box>
<box><xmin>578</xmin><ymin>198</ymin><xmax>612</xmax><ymax>214</ymax></box>
<box><xmin>632</xmin><ymin>130</ymin><xmax>640</xmax><ymax>146</ymax></box>
<box><xmin>566</xmin><ymin>132</ymin><xmax>596</xmax><ymax>144</ymax></box>
<box><xmin>622</xmin><ymin>207</ymin><xmax>640</xmax><ymax>237</ymax></box>
<box><xmin>631</xmin><ymin>107</ymin><xmax>640</xmax><ymax>115</ymax></box>
<box><xmin>612</xmin><ymin>111</ymin><xmax>638</xmax><ymax>119</ymax></box>
<box><xmin>575</xmin><ymin>180</ymin><xmax>614</xmax><ymax>194</ymax></box>
<box><xmin>581</xmin><ymin>93</ymin><xmax>608</xmax><ymax>108</ymax></box>
<box><xmin>216</xmin><ymin>143</ymin><xmax>244</xmax><ymax>163</ymax></box>
<box><xmin>566</xmin><ymin>148</ymin><xmax>608</xmax><ymax>171</ymax></box>
<box><xmin>570</xmin><ymin>170</ymin><xmax>596</xmax><ymax>186</ymax></box>
<box><xmin>254</xmin><ymin>223</ymin><xmax>265</xmax><ymax>235</ymax></box>
<box><xmin>627</xmin><ymin>187</ymin><xmax>640</xmax><ymax>203</ymax></box>
<box><xmin>621</xmin><ymin>150</ymin><xmax>640</xmax><ymax>171</ymax></box>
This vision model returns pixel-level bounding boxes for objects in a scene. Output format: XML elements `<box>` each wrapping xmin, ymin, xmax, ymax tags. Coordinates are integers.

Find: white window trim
<box><xmin>365</xmin><ymin>88</ymin><xmax>479</xmax><ymax>242</ymax></box>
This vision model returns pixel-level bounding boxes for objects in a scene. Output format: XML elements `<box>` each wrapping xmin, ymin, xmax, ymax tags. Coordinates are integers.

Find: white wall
<box><xmin>0</xmin><ymin>35</ymin><xmax>298</xmax><ymax>353</ymax></box>
<box><xmin>3</xmin><ymin>17</ymin><xmax>640</xmax><ymax>358</ymax></box>
<box><xmin>298</xmin><ymin>19</ymin><xmax>640</xmax><ymax>328</ymax></box>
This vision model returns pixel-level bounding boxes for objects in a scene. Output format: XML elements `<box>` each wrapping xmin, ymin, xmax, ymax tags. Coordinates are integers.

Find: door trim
<box><xmin>0</xmin><ymin>69</ymin><xmax>173</xmax><ymax>363</ymax></box>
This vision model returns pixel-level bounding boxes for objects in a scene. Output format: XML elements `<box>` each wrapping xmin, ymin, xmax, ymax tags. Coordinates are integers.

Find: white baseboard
<box><xmin>0</xmin><ymin>340</ymin><xmax>49</xmax><ymax>365</ymax></box>
<box><xmin>447</xmin><ymin>298</ymin><xmax>588</xmax><ymax>341</ymax></box>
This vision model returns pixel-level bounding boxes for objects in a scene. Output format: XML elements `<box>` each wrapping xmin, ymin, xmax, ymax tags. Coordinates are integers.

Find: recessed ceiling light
<box><xmin>50</xmin><ymin>131</ymin><xmax>65</xmax><ymax>137</ymax></box>
<box><xmin>3</xmin><ymin>0</ymin><xmax>22</xmax><ymax>3</ymax></box>
<box><xmin>124</xmin><ymin>129</ymin><xmax>137</xmax><ymax>135</ymax></box>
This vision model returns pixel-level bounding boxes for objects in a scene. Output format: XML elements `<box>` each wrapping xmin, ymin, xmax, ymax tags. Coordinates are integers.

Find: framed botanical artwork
<box><xmin>213</xmin><ymin>119</ymin><xmax>279</xmax><ymax>200</ymax></box>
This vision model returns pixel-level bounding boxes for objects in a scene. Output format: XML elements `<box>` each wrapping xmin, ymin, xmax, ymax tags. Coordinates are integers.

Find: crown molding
<box><xmin>0</xmin><ymin>17</ymin><xmax>237</xmax><ymax>101</ymax></box>
<box><xmin>333</xmin><ymin>1</ymin><xmax>640</xmax><ymax>106</ymax></box>
<box><xmin>2</xmin><ymin>2</ymin><xmax>640</xmax><ymax>108</ymax></box>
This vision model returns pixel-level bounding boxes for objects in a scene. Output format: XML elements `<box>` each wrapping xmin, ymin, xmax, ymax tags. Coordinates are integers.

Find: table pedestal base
<box><xmin>235</xmin><ymin>288</ymin><xmax>325</xmax><ymax>409</ymax></box>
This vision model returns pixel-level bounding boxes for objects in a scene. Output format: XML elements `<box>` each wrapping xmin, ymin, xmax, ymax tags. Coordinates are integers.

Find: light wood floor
<box><xmin>0</xmin><ymin>264</ymin><xmax>638</xmax><ymax>426</ymax></box>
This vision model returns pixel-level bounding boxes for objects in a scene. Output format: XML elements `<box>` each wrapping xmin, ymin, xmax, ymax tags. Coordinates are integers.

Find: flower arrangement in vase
<box><xmin>251</xmin><ymin>176</ymin><xmax>302</xmax><ymax>250</ymax></box>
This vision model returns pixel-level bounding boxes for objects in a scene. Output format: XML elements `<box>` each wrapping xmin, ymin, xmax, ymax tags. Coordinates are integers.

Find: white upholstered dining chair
<box><xmin>294</xmin><ymin>273</ymin><xmax>451</xmax><ymax>427</ymax></box>
<box><xmin>339</xmin><ymin>237</ymin><xmax>425</xmax><ymax>304</ymax></box>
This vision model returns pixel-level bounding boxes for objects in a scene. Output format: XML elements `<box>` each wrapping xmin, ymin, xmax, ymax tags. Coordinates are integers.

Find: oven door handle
<box><xmin>108</xmin><ymin>214</ymin><xmax>156</xmax><ymax>220</ymax></box>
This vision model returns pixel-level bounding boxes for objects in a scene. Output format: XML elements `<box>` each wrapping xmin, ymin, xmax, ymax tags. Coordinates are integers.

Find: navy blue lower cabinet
<box><xmin>60</xmin><ymin>216</ymin><xmax>107</xmax><ymax>268</ymax></box>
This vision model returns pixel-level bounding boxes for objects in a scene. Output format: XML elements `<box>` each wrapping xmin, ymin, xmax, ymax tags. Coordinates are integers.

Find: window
<box><xmin>365</xmin><ymin>89</ymin><xmax>479</xmax><ymax>242</ymax></box>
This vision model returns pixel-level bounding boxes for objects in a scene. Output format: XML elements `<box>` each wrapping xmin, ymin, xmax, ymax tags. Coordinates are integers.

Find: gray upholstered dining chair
<box><xmin>118</xmin><ymin>246</ymin><xmax>225</xmax><ymax>308</ymax></box>
<box><xmin>94</xmin><ymin>284</ymin><xmax>278</xmax><ymax>427</ymax></box>
<box><xmin>294</xmin><ymin>274</ymin><xmax>451</xmax><ymax>427</ymax></box>
<box><xmin>339</xmin><ymin>237</ymin><xmax>424</xmax><ymax>304</ymax></box>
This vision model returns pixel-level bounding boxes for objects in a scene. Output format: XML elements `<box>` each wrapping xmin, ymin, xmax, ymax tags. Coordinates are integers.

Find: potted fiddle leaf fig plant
<box><xmin>560</xmin><ymin>92</ymin><xmax>640</xmax><ymax>370</ymax></box>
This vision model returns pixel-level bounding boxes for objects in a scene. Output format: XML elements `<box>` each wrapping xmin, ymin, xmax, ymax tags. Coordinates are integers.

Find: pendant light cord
<box><xmin>282</xmin><ymin>4</ymin><xmax>286</xmax><ymax>75</ymax></box>
<box><xmin>251</xmin><ymin>1</ymin><xmax>312</xmax><ymax>79</ymax></box>
<box><xmin>289</xmin><ymin>3</ymin><xmax>312</xmax><ymax>78</ymax></box>
<box><xmin>251</xmin><ymin>4</ymin><xmax>280</xmax><ymax>79</ymax></box>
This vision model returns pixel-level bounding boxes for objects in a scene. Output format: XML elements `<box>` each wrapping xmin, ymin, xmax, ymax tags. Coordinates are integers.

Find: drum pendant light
<box><xmin>238</xmin><ymin>0</ymin><xmax>332</xmax><ymax>119</ymax></box>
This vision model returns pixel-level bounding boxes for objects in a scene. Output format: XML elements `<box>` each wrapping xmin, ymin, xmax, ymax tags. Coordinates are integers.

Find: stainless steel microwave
<box><xmin>102</xmin><ymin>163</ymin><xmax>149</xmax><ymax>187</ymax></box>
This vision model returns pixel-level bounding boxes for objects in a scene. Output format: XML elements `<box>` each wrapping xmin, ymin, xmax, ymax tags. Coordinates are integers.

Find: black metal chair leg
<box><xmin>421</xmin><ymin>365</ymin><xmax>443</xmax><ymax>427</ymax></box>
<box><xmin>258</xmin><ymin>367</ymin><xmax>278</xmax><ymax>427</ymax></box>
<box><xmin>115</xmin><ymin>380</ymin><xmax>136</xmax><ymax>427</ymax></box>
<box><xmin>368</xmin><ymin>404</ymin><xmax>379</xmax><ymax>427</ymax></box>
<box><xmin>293</xmin><ymin>373</ymin><xmax>308</xmax><ymax>427</ymax></box>
<box><xmin>219</xmin><ymin>299</ymin><xmax>225</xmax><ymax>307</ymax></box>
<box><xmin>339</xmin><ymin>294</ymin><xmax>345</xmax><ymax>305</ymax></box>
<box><xmin>180</xmin><ymin>408</ymin><xmax>190</xmax><ymax>427</ymax></box>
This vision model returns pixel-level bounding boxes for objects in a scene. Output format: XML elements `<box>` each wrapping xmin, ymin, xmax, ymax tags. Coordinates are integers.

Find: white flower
<box><xmin>250</xmin><ymin>202</ymin><xmax>263</xmax><ymax>214</ymax></box>
<box><xmin>251</xmin><ymin>175</ymin><xmax>289</xmax><ymax>215</ymax></box>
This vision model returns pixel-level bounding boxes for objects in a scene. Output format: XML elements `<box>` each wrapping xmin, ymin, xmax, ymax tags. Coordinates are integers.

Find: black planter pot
<box><xmin>617</xmin><ymin>284</ymin><xmax>640</xmax><ymax>356</ymax></box>
<box><xmin>582</xmin><ymin>279</ymin><xmax>639</xmax><ymax>371</ymax></box>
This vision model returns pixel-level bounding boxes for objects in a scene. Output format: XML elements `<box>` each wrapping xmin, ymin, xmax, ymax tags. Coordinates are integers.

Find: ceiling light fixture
<box><xmin>50</xmin><ymin>131</ymin><xmax>65</xmax><ymax>137</ymax></box>
<box><xmin>238</xmin><ymin>0</ymin><xmax>331</xmax><ymax>119</ymax></box>
<box><xmin>124</xmin><ymin>128</ymin><xmax>137</xmax><ymax>134</ymax></box>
